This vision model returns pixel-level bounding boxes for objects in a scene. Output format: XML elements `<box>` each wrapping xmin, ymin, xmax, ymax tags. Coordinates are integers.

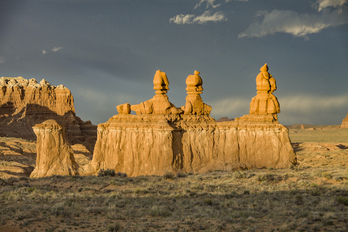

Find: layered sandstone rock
<box><xmin>84</xmin><ymin>69</ymin><xmax>296</xmax><ymax>176</ymax></box>
<box><xmin>30</xmin><ymin>120</ymin><xmax>79</xmax><ymax>178</ymax></box>
<box><xmin>31</xmin><ymin>68</ymin><xmax>296</xmax><ymax>178</ymax></box>
<box><xmin>0</xmin><ymin>76</ymin><xmax>96</xmax><ymax>151</ymax></box>
<box><xmin>341</xmin><ymin>114</ymin><xmax>348</xmax><ymax>128</ymax></box>
<box><xmin>118</xmin><ymin>70</ymin><xmax>182</xmax><ymax>115</ymax></box>
<box><xmin>85</xmin><ymin>114</ymin><xmax>295</xmax><ymax>176</ymax></box>
<box><xmin>238</xmin><ymin>64</ymin><xmax>280</xmax><ymax>123</ymax></box>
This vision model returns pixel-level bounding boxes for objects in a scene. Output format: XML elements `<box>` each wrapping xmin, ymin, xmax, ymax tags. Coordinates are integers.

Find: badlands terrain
<box><xmin>1</xmin><ymin>125</ymin><xmax>348</xmax><ymax>231</ymax></box>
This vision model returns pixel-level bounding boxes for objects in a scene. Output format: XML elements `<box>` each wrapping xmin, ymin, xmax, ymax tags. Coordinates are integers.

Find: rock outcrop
<box><xmin>341</xmin><ymin>114</ymin><xmax>348</xmax><ymax>128</ymax></box>
<box><xmin>30</xmin><ymin>67</ymin><xmax>296</xmax><ymax>178</ymax></box>
<box><xmin>30</xmin><ymin>120</ymin><xmax>79</xmax><ymax>178</ymax></box>
<box><xmin>84</xmin><ymin>68</ymin><xmax>296</xmax><ymax>176</ymax></box>
<box><xmin>238</xmin><ymin>63</ymin><xmax>280</xmax><ymax>123</ymax></box>
<box><xmin>0</xmin><ymin>76</ymin><xmax>97</xmax><ymax>151</ymax></box>
<box><xmin>85</xmin><ymin>114</ymin><xmax>295</xmax><ymax>176</ymax></box>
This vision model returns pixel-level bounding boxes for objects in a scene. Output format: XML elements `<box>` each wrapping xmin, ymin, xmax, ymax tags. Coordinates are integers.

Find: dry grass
<box><xmin>0</xmin><ymin>127</ymin><xmax>348</xmax><ymax>231</ymax></box>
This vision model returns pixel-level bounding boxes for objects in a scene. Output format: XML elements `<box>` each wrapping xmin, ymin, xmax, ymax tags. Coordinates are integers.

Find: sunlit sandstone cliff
<box><xmin>0</xmin><ymin>76</ymin><xmax>96</xmax><ymax>151</ymax></box>
<box><xmin>341</xmin><ymin>114</ymin><xmax>348</xmax><ymax>128</ymax></box>
<box><xmin>84</xmin><ymin>67</ymin><xmax>296</xmax><ymax>176</ymax></box>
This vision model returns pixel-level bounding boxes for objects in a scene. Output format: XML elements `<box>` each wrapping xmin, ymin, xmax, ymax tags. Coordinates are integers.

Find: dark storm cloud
<box><xmin>0</xmin><ymin>0</ymin><xmax>347</xmax><ymax>125</ymax></box>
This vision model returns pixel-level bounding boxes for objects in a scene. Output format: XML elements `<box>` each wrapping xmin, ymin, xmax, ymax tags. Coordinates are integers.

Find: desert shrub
<box><xmin>311</xmin><ymin>170</ymin><xmax>323</xmax><ymax>177</ymax></box>
<box><xmin>336</xmin><ymin>196</ymin><xmax>348</xmax><ymax>205</ymax></box>
<box><xmin>176</xmin><ymin>172</ymin><xmax>187</xmax><ymax>178</ymax></box>
<box><xmin>321</xmin><ymin>172</ymin><xmax>333</xmax><ymax>179</ymax></box>
<box><xmin>107</xmin><ymin>222</ymin><xmax>122</xmax><ymax>232</ymax></box>
<box><xmin>134</xmin><ymin>188</ymin><xmax>148</xmax><ymax>195</ymax></box>
<box><xmin>86</xmin><ymin>206</ymin><xmax>103</xmax><ymax>214</ymax></box>
<box><xmin>297</xmin><ymin>210</ymin><xmax>310</xmax><ymax>218</ymax></box>
<box><xmin>98</xmin><ymin>169</ymin><xmax>116</xmax><ymax>177</ymax></box>
<box><xmin>257</xmin><ymin>174</ymin><xmax>282</xmax><ymax>182</ymax></box>
<box><xmin>163</xmin><ymin>171</ymin><xmax>174</xmax><ymax>180</ymax></box>
<box><xmin>232</xmin><ymin>171</ymin><xmax>246</xmax><ymax>179</ymax></box>
<box><xmin>204</xmin><ymin>198</ymin><xmax>213</xmax><ymax>206</ymax></box>
<box><xmin>149</xmin><ymin>206</ymin><xmax>172</xmax><ymax>217</ymax></box>
<box><xmin>295</xmin><ymin>195</ymin><xmax>304</xmax><ymax>205</ymax></box>
<box><xmin>116</xmin><ymin>172</ymin><xmax>127</xmax><ymax>178</ymax></box>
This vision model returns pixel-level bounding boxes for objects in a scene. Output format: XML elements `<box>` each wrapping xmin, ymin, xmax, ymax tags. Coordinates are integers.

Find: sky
<box><xmin>1</xmin><ymin>0</ymin><xmax>348</xmax><ymax>125</ymax></box>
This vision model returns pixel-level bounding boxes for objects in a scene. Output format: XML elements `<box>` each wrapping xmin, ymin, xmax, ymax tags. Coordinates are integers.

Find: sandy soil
<box><xmin>0</xmin><ymin>126</ymin><xmax>348</xmax><ymax>231</ymax></box>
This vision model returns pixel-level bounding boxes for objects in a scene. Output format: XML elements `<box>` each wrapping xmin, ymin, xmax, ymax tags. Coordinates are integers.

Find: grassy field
<box><xmin>0</xmin><ymin>127</ymin><xmax>348</xmax><ymax>231</ymax></box>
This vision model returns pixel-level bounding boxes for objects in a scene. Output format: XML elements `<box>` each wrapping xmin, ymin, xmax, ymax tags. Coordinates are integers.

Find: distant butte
<box><xmin>341</xmin><ymin>113</ymin><xmax>348</xmax><ymax>128</ymax></box>
<box><xmin>0</xmin><ymin>76</ymin><xmax>97</xmax><ymax>152</ymax></box>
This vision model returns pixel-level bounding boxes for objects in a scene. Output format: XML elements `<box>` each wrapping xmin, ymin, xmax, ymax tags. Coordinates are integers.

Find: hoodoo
<box><xmin>84</xmin><ymin>66</ymin><xmax>296</xmax><ymax>177</ymax></box>
<box><xmin>30</xmin><ymin>120</ymin><xmax>79</xmax><ymax>178</ymax></box>
<box><xmin>29</xmin><ymin>65</ymin><xmax>296</xmax><ymax>178</ymax></box>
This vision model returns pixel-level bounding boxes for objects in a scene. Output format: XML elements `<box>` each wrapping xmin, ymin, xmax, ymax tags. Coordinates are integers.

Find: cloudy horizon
<box><xmin>1</xmin><ymin>0</ymin><xmax>347</xmax><ymax>125</ymax></box>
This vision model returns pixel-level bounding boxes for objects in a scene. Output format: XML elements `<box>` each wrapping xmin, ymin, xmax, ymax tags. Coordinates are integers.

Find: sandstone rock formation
<box><xmin>341</xmin><ymin>114</ymin><xmax>348</xmax><ymax>128</ymax></box>
<box><xmin>181</xmin><ymin>71</ymin><xmax>212</xmax><ymax>115</ymax></box>
<box><xmin>85</xmin><ymin>114</ymin><xmax>295</xmax><ymax>177</ymax></box>
<box><xmin>238</xmin><ymin>64</ymin><xmax>280</xmax><ymax>123</ymax></box>
<box><xmin>30</xmin><ymin>67</ymin><xmax>296</xmax><ymax>178</ymax></box>
<box><xmin>85</xmin><ymin>68</ymin><xmax>296</xmax><ymax>177</ymax></box>
<box><xmin>30</xmin><ymin>120</ymin><xmax>79</xmax><ymax>178</ymax></box>
<box><xmin>0</xmin><ymin>76</ymin><xmax>97</xmax><ymax>151</ymax></box>
<box><xmin>118</xmin><ymin>70</ymin><xmax>182</xmax><ymax>115</ymax></box>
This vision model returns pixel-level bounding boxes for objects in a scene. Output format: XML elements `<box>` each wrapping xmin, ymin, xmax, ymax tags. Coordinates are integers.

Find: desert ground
<box><xmin>1</xmin><ymin>125</ymin><xmax>348</xmax><ymax>232</ymax></box>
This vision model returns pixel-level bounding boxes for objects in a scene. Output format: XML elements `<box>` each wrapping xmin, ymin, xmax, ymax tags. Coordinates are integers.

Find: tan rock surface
<box><xmin>341</xmin><ymin>113</ymin><xmax>348</xmax><ymax>128</ymax></box>
<box><xmin>86</xmin><ymin>68</ymin><xmax>296</xmax><ymax>176</ymax></box>
<box><xmin>0</xmin><ymin>76</ymin><xmax>97</xmax><ymax>152</ymax></box>
<box><xmin>117</xmin><ymin>70</ymin><xmax>182</xmax><ymax>115</ymax></box>
<box><xmin>85</xmin><ymin>113</ymin><xmax>296</xmax><ymax>177</ymax></box>
<box><xmin>248</xmin><ymin>64</ymin><xmax>280</xmax><ymax>121</ymax></box>
<box><xmin>181</xmin><ymin>70</ymin><xmax>212</xmax><ymax>115</ymax></box>
<box><xmin>30</xmin><ymin>120</ymin><xmax>79</xmax><ymax>178</ymax></box>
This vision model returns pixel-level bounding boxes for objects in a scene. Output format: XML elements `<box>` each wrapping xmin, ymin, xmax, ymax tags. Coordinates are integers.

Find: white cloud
<box><xmin>238</xmin><ymin>9</ymin><xmax>348</xmax><ymax>38</ymax></box>
<box><xmin>170</xmin><ymin>10</ymin><xmax>227</xmax><ymax>24</ymax></box>
<box><xmin>52</xmin><ymin>46</ymin><xmax>63</xmax><ymax>52</ymax></box>
<box><xmin>194</xmin><ymin>0</ymin><xmax>221</xmax><ymax>9</ymax></box>
<box><xmin>170</xmin><ymin>14</ymin><xmax>196</xmax><ymax>24</ymax></box>
<box><xmin>316</xmin><ymin>0</ymin><xmax>348</xmax><ymax>11</ymax></box>
<box><xmin>255</xmin><ymin>10</ymin><xmax>268</xmax><ymax>17</ymax></box>
<box><xmin>42</xmin><ymin>50</ymin><xmax>47</xmax><ymax>54</ymax></box>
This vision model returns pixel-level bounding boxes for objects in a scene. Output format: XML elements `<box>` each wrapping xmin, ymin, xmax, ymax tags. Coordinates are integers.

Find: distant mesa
<box><xmin>341</xmin><ymin>113</ymin><xmax>348</xmax><ymax>128</ymax></box>
<box><xmin>216</xmin><ymin>117</ymin><xmax>234</xmax><ymax>122</ymax></box>
<box><xmin>0</xmin><ymin>76</ymin><xmax>97</xmax><ymax>152</ymax></box>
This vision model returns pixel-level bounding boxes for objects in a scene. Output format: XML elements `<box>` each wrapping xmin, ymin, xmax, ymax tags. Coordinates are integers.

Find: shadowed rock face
<box><xmin>341</xmin><ymin>114</ymin><xmax>348</xmax><ymax>128</ymax></box>
<box><xmin>30</xmin><ymin>120</ymin><xmax>79</xmax><ymax>178</ymax></box>
<box><xmin>0</xmin><ymin>76</ymin><xmax>97</xmax><ymax>152</ymax></box>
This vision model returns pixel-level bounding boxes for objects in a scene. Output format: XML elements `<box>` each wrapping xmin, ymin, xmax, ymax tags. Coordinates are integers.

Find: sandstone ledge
<box><xmin>84</xmin><ymin>114</ymin><xmax>296</xmax><ymax>177</ymax></box>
